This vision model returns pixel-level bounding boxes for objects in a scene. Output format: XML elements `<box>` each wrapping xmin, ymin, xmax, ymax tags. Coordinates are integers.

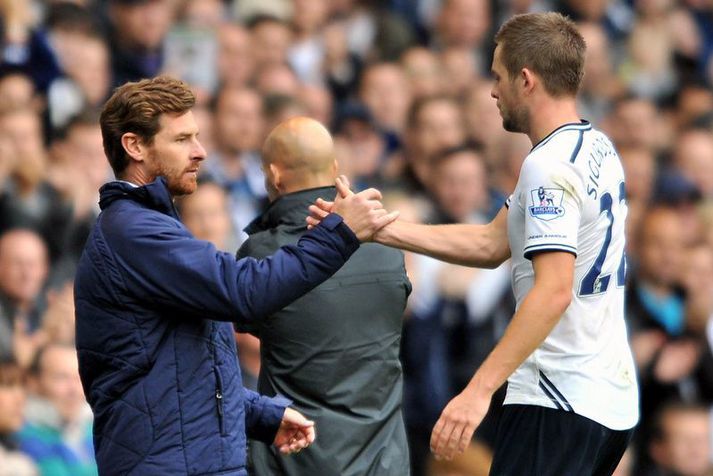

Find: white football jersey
<box><xmin>505</xmin><ymin>121</ymin><xmax>639</xmax><ymax>431</ymax></box>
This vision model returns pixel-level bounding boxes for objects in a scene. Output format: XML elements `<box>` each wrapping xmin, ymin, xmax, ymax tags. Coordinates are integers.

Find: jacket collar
<box><xmin>244</xmin><ymin>186</ymin><xmax>336</xmax><ymax>235</ymax></box>
<box><xmin>99</xmin><ymin>177</ymin><xmax>180</xmax><ymax>220</ymax></box>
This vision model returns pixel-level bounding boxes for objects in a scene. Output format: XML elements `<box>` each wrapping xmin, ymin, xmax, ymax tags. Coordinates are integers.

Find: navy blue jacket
<box><xmin>74</xmin><ymin>178</ymin><xmax>359</xmax><ymax>475</ymax></box>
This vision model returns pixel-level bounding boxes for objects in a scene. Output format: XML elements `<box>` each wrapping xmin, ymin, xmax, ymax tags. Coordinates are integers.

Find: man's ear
<box><xmin>521</xmin><ymin>68</ymin><xmax>537</xmax><ymax>96</ymax></box>
<box><xmin>121</xmin><ymin>132</ymin><xmax>146</xmax><ymax>164</ymax></box>
<box><xmin>269</xmin><ymin>162</ymin><xmax>282</xmax><ymax>191</ymax></box>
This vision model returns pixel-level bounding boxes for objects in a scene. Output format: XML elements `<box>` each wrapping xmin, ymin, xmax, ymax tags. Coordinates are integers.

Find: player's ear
<box><xmin>269</xmin><ymin>163</ymin><xmax>282</xmax><ymax>191</ymax></box>
<box><xmin>521</xmin><ymin>68</ymin><xmax>536</xmax><ymax>95</ymax></box>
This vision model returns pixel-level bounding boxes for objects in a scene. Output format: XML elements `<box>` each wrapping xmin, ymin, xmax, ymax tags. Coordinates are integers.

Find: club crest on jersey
<box><xmin>529</xmin><ymin>187</ymin><xmax>565</xmax><ymax>221</ymax></box>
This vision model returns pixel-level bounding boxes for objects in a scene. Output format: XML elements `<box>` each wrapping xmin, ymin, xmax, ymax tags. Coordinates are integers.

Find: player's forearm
<box><xmin>464</xmin><ymin>284</ymin><xmax>571</xmax><ymax>397</ymax></box>
<box><xmin>375</xmin><ymin>220</ymin><xmax>504</xmax><ymax>268</ymax></box>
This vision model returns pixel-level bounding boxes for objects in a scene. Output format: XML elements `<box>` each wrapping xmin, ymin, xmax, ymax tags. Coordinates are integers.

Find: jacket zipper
<box><xmin>214</xmin><ymin>366</ymin><xmax>227</xmax><ymax>436</ymax></box>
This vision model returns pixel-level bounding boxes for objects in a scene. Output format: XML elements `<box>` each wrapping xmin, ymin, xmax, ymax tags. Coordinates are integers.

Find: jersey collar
<box><xmin>531</xmin><ymin>120</ymin><xmax>592</xmax><ymax>153</ymax></box>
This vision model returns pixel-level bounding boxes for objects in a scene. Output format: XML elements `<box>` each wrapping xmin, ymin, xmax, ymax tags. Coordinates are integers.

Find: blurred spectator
<box><xmin>177</xmin><ymin>179</ymin><xmax>238</xmax><ymax>252</ymax></box>
<box><xmin>646</xmin><ymin>402</ymin><xmax>713</xmax><ymax>476</ymax></box>
<box><xmin>106</xmin><ymin>0</ymin><xmax>175</xmax><ymax>87</ymax></box>
<box><xmin>0</xmin><ymin>72</ymin><xmax>39</xmax><ymax>112</ymax></box>
<box><xmin>0</xmin><ymin>108</ymin><xmax>73</xmax><ymax>263</ymax></box>
<box><xmin>603</xmin><ymin>96</ymin><xmax>669</xmax><ymax>153</ymax></box>
<box><xmin>322</xmin><ymin>19</ymin><xmax>361</xmax><ymax>104</ymax></box>
<box><xmin>358</xmin><ymin>62</ymin><xmax>412</xmax><ymax>137</ymax></box>
<box><xmin>296</xmin><ymin>84</ymin><xmax>333</xmax><ymax>125</ymax></box>
<box><xmin>262</xmin><ymin>94</ymin><xmax>308</xmax><ymax>135</ymax></box>
<box><xmin>0</xmin><ymin>230</ymin><xmax>49</xmax><ymax>367</ymax></box>
<box><xmin>0</xmin><ymin>359</ymin><xmax>38</xmax><ymax>476</ymax></box>
<box><xmin>247</xmin><ymin>14</ymin><xmax>293</xmax><ymax>73</ymax></box>
<box><xmin>216</xmin><ymin>23</ymin><xmax>254</xmax><ymax>89</ymax></box>
<box><xmin>18</xmin><ymin>343</ymin><xmax>96</xmax><ymax>476</ymax></box>
<box><xmin>463</xmin><ymin>80</ymin><xmax>510</xmax><ymax>168</ymax></box>
<box><xmin>434</xmin><ymin>0</ymin><xmax>491</xmax><ymax>74</ymax></box>
<box><xmin>203</xmin><ymin>87</ymin><xmax>267</xmax><ymax>243</ymax></box>
<box><xmin>401</xmin><ymin>46</ymin><xmax>444</xmax><ymax>99</ymax></box>
<box><xmin>440</xmin><ymin>47</ymin><xmax>478</xmax><ymax>99</ymax></box>
<box><xmin>288</xmin><ymin>0</ymin><xmax>329</xmax><ymax>85</ymax></box>
<box><xmin>254</xmin><ymin>63</ymin><xmax>300</xmax><ymax>97</ymax></box>
<box><xmin>671</xmin><ymin>128</ymin><xmax>713</xmax><ymax>200</ymax></box>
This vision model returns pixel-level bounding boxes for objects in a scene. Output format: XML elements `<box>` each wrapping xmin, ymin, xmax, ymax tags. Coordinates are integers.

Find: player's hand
<box><xmin>273</xmin><ymin>407</ymin><xmax>315</xmax><ymax>455</ymax></box>
<box><xmin>307</xmin><ymin>175</ymin><xmax>398</xmax><ymax>241</ymax></box>
<box><xmin>430</xmin><ymin>389</ymin><xmax>491</xmax><ymax>460</ymax></box>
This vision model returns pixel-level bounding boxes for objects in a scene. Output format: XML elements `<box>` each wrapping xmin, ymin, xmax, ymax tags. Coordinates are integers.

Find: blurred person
<box><xmin>74</xmin><ymin>76</ymin><xmax>396</xmax><ymax>475</ymax></box>
<box><xmin>179</xmin><ymin>0</ymin><xmax>225</xmax><ymax>29</ymax></box>
<box><xmin>0</xmin><ymin>229</ymin><xmax>48</xmax><ymax>368</ymax></box>
<box><xmin>672</xmin><ymin>128</ymin><xmax>713</xmax><ymax>200</ymax></box>
<box><xmin>358</xmin><ymin>62</ymin><xmax>412</xmax><ymax>136</ymax></box>
<box><xmin>297</xmin><ymin>84</ymin><xmax>333</xmax><ymax>126</ymax></box>
<box><xmin>463</xmin><ymin>80</ymin><xmax>511</xmax><ymax>168</ymax></box>
<box><xmin>322</xmin><ymin>19</ymin><xmax>361</xmax><ymax>104</ymax></box>
<box><xmin>191</xmin><ymin>105</ymin><xmax>216</xmax><ymax>156</ymax></box>
<box><xmin>262</xmin><ymin>94</ymin><xmax>308</xmax><ymax>138</ymax></box>
<box><xmin>0</xmin><ymin>72</ymin><xmax>38</xmax><ymax>112</ymax></box>
<box><xmin>0</xmin><ymin>108</ymin><xmax>73</xmax><ymax>263</ymax></box>
<box><xmin>18</xmin><ymin>344</ymin><xmax>96</xmax><ymax>476</ymax></box>
<box><xmin>440</xmin><ymin>47</ymin><xmax>478</xmax><ymax>99</ymax></box>
<box><xmin>177</xmin><ymin>179</ymin><xmax>238</xmax><ymax>251</ymax></box>
<box><xmin>397</xmin><ymin>95</ymin><xmax>466</xmax><ymax>191</ymax></box>
<box><xmin>400</xmin><ymin>47</ymin><xmax>444</xmax><ymax>99</ymax></box>
<box><xmin>647</xmin><ymin>402</ymin><xmax>713</xmax><ymax>476</ymax></box>
<box><xmin>673</xmin><ymin>83</ymin><xmax>713</xmax><ymax>131</ymax></box>
<box><xmin>0</xmin><ymin>359</ymin><xmax>37</xmax><ymax>476</ymax></box>
<box><xmin>247</xmin><ymin>15</ymin><xmax>293</xmax><ymax>72</ymax></box>
<box><xmin>254</xmin><ymin>63</ymin><xmax>301</xmax><ymax>97</ymax></box>
<box><xmin>434</xmin><ymin>0</ymin><xmax>491</xmax><ymax>74</ymax></box>
<box><xmin>577</xmin><ymin>21</ymin><xmax>625</xmax><ymax>125</ymax></box>
<box><xmin>204</xmin><ymin>86</ymin><xmax>268</xmax><ymax>243</ymax></box>
<box><xmin>332</xmin><ymin>102</ymin><xmax>388</xmax><ymax>189</ymax></box>
<box><xmin>288</xmin><ymin>0</ymin><xmax>329</xmax><ymax>85</ymax></box>
<box><xmin>602</xmin><ymin>96</ymin><xmax>669</xmax><ymax>154</ymax></box>
<box><xmin>240</xmin><ymin>117</ymin><xmax>411</xmax><ymax>475</ymax></box>
<box><xmin>488</xmin><ymin>132</ymin><xmax>530</xmax><ymax>197</ymax></box>
<box><xmin>619</xmin><ymin>145</ymin><xmax>657</xmax><ymax>205</ymax></box>
<box><xmin>106</xmin><ymin>0</ymin><xmax>175</xmax><ymax>86</ymax></box>
<box><xmin>217</xmin><ymin>23</ymin><xmax>254</xmax><ymax>89</ymax></box>
<box><xmin>311</xmin><ymin>12</ymin><xmax>639</xmax><ymax>473</ymax></box>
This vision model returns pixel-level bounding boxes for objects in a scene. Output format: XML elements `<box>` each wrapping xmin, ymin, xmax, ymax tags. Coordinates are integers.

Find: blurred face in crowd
<box><xmin>440</xmin><ymin>48</ymin><xmax>477</xmax><ymax>97</ymax></box>
<box><xmin>491</xmin><ymin>44</ymin><xmax>530</xmax><ymax>134</ymax></box>
<box><xmin>359</xmin><ymin>63</ymin><xmax>411</xmax><ymax>133</ymax></box>
<box><xmin>181</xmin><ymin>0</ymin><xmax>223</xmax><ymax>29</ymax></box>
<box><xmin>673</xmin><ymin>130</ymin><xmax>713</xmax><ymax>198</ymax></box>
<box><xmin>465</xmin><ymin>80</ymin><xmax>508</xmax><ymax>148</ymax></box>
<box><xmin>255</xmin><ymin>64</ymin><xmax>299</xmax><ymax>97</ymax></box>
<box><xmin>437</xmin><ymin>0</ymin><xmax>490</xmax><ymax>49</ymax></box>
<box><xmin>214</xmin><ymin>88</ymin><xmax>264</xmax><ymax>155</ymax></box>
<box><xmin>65</xmin><ymin>123</ymin><xmax>111</xmax><ymax>191</ymax></box>
<box><xmin>412</xmin><ymin>98</ymin><xmax>465</xmax><ymax>159</ymax></box>
<box><xmin>0</xmin><ymin>73</ymin><xmax>36</xmax><ymax>111</ymax></box>
<box><xmin>619</xmin><ymin>146</ymin><xmax>656</xmax><ymax>204</ymax></box>
<box><xmin>180</xmin><ymin>182</ymin><xmax>231</xmax><ymax>250</ymax></box>
<box><xmin>637</xmin><ymin>208</ymin><xmax>684</xmax><ymax>289</ymax></box>
<box><xmin>35</xmin><ymin>345</ymin><xmax>85</xmax><ymax>423</ymax></box>
<box><xmin>291</xmin><ymin>0</ymin><xmax>329</xmax><ymax>36</ymax></box>
<box><xmin>0</xmin><ymin>109</ymin><xmax>46</xmax><ymax>186</ymax></box>
<box><xmin>52</xmin><ymin>34</ymin><xmax>110</xmax><ymax>106</ymax></box>
<box><xmin>432</xmin><ymin>150</ymin><xmax>489</xmax><ymax>222</ymax></box>
<box><xmin>401</xmin><ymin>48</ymin><xmax>444</xmax><ymax>99</ymax></box>
<box><xmin>143</xmin><ymin>111</ymin><xmax>206</xmax><ymax>196</ymax></box>
<box><xmin>651</xmin><ymin>408</ymin><xmax>711</xmax><ymax>476</ymax></box>
<box><xmin>110</xmin><ymin>0</ymin><xmax>174</xmax><ymax>50</ymax></box>
<box><xmin>0</xmin><ymin>380</ymin><xmax>25</xmax><ymax>434</ymax></box>
<box><xmin>217</xmin><ymin>24</ymin><xmax>254</xmax><ymax>89</ymax></box>
<box><xmin>250</xmin><ymin>19</ymin><xmax>292</xmax><ymax>70</ymax></box>
<box><xmin>0</xmin><ymin>230</ymin><xmax>48</xmax><ymax>308</ymax></box>
<box><xmin>298</xmin><ymin>85</ymin><xmax>333</xmax><ymax>126</ymax></box>
<box><xmin>604</xmin><ymin>98</ymin><xmax>660</xmax><ymax>151</ymax></box>
<box><xmin>578</xmin><ymin>22</ymin><xmax>614</xmax><ymax>94</ymax></box>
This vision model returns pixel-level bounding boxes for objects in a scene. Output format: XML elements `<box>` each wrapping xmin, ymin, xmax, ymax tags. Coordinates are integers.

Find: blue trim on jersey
<box><xmin>539</xmin><ymin>382</ymin><xmax>565</xmax><ymax>411</ymax></box>
<box><xmin>540</xmin><ymin>371</ymin><xmax>573</xmax><ymax>412</ymax></box>
<box><xmin>531</xmin><ymin>120</ymin><xmax>592</xmax><ymax>154</ymax></box>
<box><xmin>523</xmin><ymin>243</ymin><xmax>577</xmax><ymax>260</ymax></box>
<box><xmin>569</xmin><ymin>130</ymin><xmax>585</xmax><ymax>163</ymax></box>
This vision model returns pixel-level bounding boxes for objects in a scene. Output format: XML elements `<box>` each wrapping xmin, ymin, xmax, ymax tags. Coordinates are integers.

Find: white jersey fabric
<box><xmin>504</xmin><ymin>120</ymin><xmax>639</xmax><ymax>431</ymax></box>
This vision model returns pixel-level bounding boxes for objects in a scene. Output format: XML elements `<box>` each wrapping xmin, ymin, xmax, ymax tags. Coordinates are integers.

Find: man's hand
<box><xmin>430</xmin><ymin>388</ymin><xmax>491</xmax><ymax>461</ymax></box>
<box><xmin>308</xmin><ymin>176</ymin><xmax>398</xmax><ymax>241</ymax></box>
<box><xmin>273</xmin><ymin>407</ymin><xmax>315</xmax><ymax>455</ymax></box>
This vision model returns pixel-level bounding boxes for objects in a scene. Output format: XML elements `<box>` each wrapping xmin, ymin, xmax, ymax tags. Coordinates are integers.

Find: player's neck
<box><xmin>527</xmin><ymin>97</ymin><xmax>581</xmax><ymax>146</ymax></box>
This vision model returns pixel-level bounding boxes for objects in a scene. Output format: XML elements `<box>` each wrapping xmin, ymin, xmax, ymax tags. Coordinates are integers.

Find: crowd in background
<box><xmin>1</xmin><ymin>0</ymin><xmax>713</xmax><ymax>475</ymax></box>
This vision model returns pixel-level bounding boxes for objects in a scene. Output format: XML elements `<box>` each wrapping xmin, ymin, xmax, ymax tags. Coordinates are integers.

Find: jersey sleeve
<box><xmin>519</xmin><ymin>157</ymin><xmax>584</xmax><ymax>260</ymax></box>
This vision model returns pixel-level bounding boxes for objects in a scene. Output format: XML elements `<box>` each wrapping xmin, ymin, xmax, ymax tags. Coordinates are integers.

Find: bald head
<box><xmin>261</xmin><ymin>117</ymin><xmax>337</xmax><ymax>200</ymax></box>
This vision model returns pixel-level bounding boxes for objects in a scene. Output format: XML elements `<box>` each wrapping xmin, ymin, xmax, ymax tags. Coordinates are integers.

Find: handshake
<box><xmin>306</xmin><ymin>175</ymin><xmax>399</xmax><ymax>242</ymax></box>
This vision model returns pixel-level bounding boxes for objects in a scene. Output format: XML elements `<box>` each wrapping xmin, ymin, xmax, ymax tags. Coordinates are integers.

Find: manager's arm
<box><xmin>375</xmin><ymin>206</ymin><xmax>511</xmax><ymax>269</ymax></box>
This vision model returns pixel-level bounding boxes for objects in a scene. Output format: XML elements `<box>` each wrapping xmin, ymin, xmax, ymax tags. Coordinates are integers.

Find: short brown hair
<box><xmin>100</xmin><ymin>76</ymin><xmax>195</xmax><ymax>177</ymax></box>
<box><xmin>495</xmin><ymin>12</ymin><xmax>585</xmax><ymax>97</ymax></box>
<box><xmin>0</xmin><ymin>359</ymin><xmax>24</xmax><ymax>387</ymax></box>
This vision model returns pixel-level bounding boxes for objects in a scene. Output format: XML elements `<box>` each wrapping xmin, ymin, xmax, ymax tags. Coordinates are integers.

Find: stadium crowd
<box><xmin>1</xmin><ymin>0</ymin><xmax>713</xmax><ymax>475</ymax></box>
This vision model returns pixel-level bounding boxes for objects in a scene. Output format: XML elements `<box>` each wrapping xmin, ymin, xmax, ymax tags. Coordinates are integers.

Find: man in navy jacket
<box><xmin>73</xmin><ymin>76</ymin><xmax>397</xmax><ymax>476</ymax></box>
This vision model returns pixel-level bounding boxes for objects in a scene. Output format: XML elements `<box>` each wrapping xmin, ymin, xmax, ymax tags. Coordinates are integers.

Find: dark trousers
<box><xmin>489</xmin><ymin>404</ymin><xmax>634</xmax><ymax>476</ymax></box>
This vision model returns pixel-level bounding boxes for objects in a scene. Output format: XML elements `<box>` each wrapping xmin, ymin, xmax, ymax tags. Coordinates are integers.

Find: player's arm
<box><xmin>374</xmin><ymin>206</ymin><xmax>511</xmax><ymax>268</ymax></box>
<box><xmin>430</xmin><ymin>250</ymin><xmax>574</xmax><ymax>459</ymax></box>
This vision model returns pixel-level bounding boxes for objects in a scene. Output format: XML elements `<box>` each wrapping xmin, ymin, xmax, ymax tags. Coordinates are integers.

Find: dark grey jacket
<box><xmin>238</xmin><ymin>186</ymin><xmax>411</xmax><ymax>476</ymax></box>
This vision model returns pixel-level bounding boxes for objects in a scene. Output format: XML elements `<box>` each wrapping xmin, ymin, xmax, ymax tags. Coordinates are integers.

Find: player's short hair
<box><xmin>495</xmin><ymin>12</ymin><xmax>585</xmax><ymax>97</ymax></box>
<box><xmin>100</xmin><ymin>76</ymin><xmax>195</xmax><ymax>177</ymax></box>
